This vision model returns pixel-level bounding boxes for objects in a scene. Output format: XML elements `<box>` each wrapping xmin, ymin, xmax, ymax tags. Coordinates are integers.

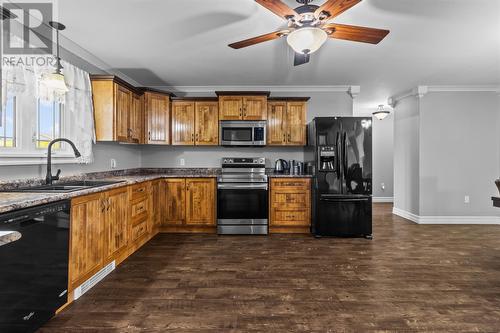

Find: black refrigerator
<box><xmin>306</xmin><ymin>117</ymin><xmax>373</xmax><ymax>238</ymax></box>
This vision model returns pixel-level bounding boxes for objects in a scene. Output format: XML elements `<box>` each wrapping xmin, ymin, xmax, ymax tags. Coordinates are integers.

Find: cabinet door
<box><xmin>69</xmin><ymin>193</ymin><xmax>104</xmax><ymax>290</ymax></box>
<box><xmin>145</xmin><ymin>92</ymin><xmax>170</xmax><ymax>144</ymax></box>
<box><xmin>172</xmin><ymin>101</ymin><xmax>195</xmax><ymax>145</ymax></box>
<box><xmin>267</xmin><ymin>101</ymin><xmax>287</xmax><ymax>145</ymax></box>
<box><xmin>186</xmin><ymin>178</ymin><xmax>215</xmax><ymax>226</ymax></box>
<box><xmin>130</xmin><ymin>93</ymin><xmax>143</xmax><ymax>144</ymax></box>
<box><xmin>243</xmin><ymin>96</ymin><xmax>267</xmax><ymax>120</ymax></box>
<box><xmin>164</xmin><ymin>179</ymin><xmax>186</xmax><ymax>225</ymax></box>
<box><xmin>103</xmin><ymin>187</ymin><xmax>129</xmax><ymax>263</ymax></box>
<box><xmin>195</xmin><ymin>101</ymin><xmax>219</xmax><ymax>145</ymax></box>
<box><xmin>285</xmin><ymin>102</ymin><xmax>307</xmax><ymax>145</ymax></box>
<box><xmin>151</xmin><ymin>180</ymin><xmax>163</xmax><ymax>230</ymax></box>
<box><xmin>219</xmin><ymin>96</ymin><xmax>242</xmax><ymax>120</ymax></box>
<box><xmin>115</xmin><ymin>83</ymin><xmax>131</xmax><ymax>142</ymax></box>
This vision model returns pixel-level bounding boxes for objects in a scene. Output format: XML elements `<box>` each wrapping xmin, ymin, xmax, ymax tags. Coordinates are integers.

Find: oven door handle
<box><xmin>217</xmin><ymin>183</ymin><xmax>269</xmax><ymax>190</ymax></box>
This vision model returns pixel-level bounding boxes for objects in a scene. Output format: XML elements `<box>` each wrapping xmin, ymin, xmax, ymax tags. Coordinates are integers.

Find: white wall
<box><xmin>419</xmin><ymin>92</ymin><xmax>500</xmax><ymax>216</ymax></box>
<box><xmin>393</xmin><ymin>89</ymin><xmax>500</xmax><ymax>218</ymax></box>
<box><xmin>393</xmin><ymin>96</ymin><xmax>420</xmax><ymax>215</ymax></box>
<box><xmin>0</xmin><ymin>143</ymin><xmax>142</xmax><ymax>182</ymax></box>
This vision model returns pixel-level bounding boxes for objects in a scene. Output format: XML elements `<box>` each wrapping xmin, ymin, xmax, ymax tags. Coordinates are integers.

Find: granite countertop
<box><xmin>0</xmin><ymin>168</ymin><xmax>313</xmax><ymax>214</ymax></box>
<box><xmin>0</xmin><ymin>231</ymin><xmax>22</xmax><ymax>246</ymax></box>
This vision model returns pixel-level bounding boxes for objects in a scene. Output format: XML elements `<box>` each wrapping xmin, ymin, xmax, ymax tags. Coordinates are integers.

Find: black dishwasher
<box><xmin>0</xmin><ymin>200</ymin><xmax>70</xmax><ymax>333</ymax></box>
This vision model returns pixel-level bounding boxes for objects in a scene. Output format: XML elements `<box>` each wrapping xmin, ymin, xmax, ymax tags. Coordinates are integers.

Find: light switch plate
<box><xmin>180</xmin><ymin>158</ymin><xmax>185</xmax><ymax>166</ymax></box>
<box><xmin>110</xmin><ymin>158</ymin><xmax>117</xmax><ymax>169</ymax></box>
<box><xmin>464</xmin><ymin>195</ymin><xmax>470</xmax><ymax>204</ymax></box>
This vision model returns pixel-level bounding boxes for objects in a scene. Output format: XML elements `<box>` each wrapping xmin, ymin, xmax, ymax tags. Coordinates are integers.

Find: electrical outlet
<box><xmin>381</xmin><ymin>183</ymin><xmax>385</xmax><ymax>191</ymax></box>
<box><xmin>464</xmin><ymin>195</ymin><xmax>470</xmax><ymax>204</ymax></box>
<box><xmin>179</xmin><ymin>158</ymin><xmax>185</xmax><ymax>166</ymax></box>
<box><xmin>110</xmin><ymin>159</ymin><xmax>117</xmax><ymax>169</ymax></box>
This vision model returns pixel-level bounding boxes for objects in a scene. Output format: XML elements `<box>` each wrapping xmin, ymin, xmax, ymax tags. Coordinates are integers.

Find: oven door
<box><xmin>217</xmin><ymin>183</ymin><xmax>268</xmax><ymax>224</ymax></box>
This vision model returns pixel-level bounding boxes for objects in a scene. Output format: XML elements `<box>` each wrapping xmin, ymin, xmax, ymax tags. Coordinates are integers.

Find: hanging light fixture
<box><xmin>286</xmin><ymin>27</ymin><xmax>328</xmax><ymax>55</ymax></box>
<box><xmin>373</xmin><ymin>105</ymin><xmax>390</xmax><ymax>120</ymax></box>
<box><xmin>41</xmin><ymin>21</ymin><xmax>69</xmax><ymax>94</ymax></box>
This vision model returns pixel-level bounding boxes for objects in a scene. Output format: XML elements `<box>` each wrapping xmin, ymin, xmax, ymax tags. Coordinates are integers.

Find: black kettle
<box><xmin>274</xmin><ymin>159</ymin><xmax>288</xmax><ymax>173</ymax></box>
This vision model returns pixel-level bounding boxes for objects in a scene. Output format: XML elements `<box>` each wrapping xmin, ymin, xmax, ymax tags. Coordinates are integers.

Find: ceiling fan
<box><xmin>229</xmin><ymin>0</ymin><xmax>390</xmax><ymax>66</ymax></box>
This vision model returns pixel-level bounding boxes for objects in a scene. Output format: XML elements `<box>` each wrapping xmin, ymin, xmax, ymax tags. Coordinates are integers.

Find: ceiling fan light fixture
<box><xmin>373</xmin><ymin>105</ymin><xmax>391</xmax><ymax>120</ymax></box>
<box><xmin>286</xmin><ymin>26</ymin><xmax>327</xmax><ymax>55</ymax></box>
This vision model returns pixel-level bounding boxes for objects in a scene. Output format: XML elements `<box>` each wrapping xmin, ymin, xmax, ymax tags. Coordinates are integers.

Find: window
<box><xmin>36</xmin><ymin>99</ymin><xmax>62</xmax><ymax>149</ymax></box>
<box><xmin>0</xmin><ymin>96</ymin><xmax>16</xmax><ymax>148</ymax></box>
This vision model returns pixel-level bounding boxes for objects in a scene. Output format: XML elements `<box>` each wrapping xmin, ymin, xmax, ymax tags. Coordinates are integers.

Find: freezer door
<box><xmin>340</xmin><ymin>117</ymin><xmax>372</xmax><ymax>195</ymax></box>
<box><xmin>315</xmin><ymin>194</ymin><xmax>372</xmax><ymax>237</ymax></box>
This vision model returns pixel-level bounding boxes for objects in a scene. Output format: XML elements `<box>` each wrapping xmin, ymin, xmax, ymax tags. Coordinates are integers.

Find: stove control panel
<box><xmin>222</xmin><ymin>157</ymin><xmax>265</xmax><ymax>165</ymax></box>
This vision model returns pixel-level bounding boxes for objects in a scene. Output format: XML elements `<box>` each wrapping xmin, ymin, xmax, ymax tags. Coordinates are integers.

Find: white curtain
<box><xmin>1</xmin><ymin>48</ymin><xmax>95</xmax><ymax>163</ymax></box>
<box><xmin>59</xmin><ymin>60</ymin><xmax>95</xmax><ymax>164</ymax></box>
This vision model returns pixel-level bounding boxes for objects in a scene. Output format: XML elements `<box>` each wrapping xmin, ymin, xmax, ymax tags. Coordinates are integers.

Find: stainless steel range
<box><xmin>217</xmin><ymin>157</ymin><xmax>268</xmax><ymax>235</ymax></box>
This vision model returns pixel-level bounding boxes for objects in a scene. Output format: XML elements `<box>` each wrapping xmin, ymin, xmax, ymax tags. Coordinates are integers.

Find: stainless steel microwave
<box><xmin>220</xmin><ymin>121</ymin><xmax>266</xmax><ymax>146</ymax></box>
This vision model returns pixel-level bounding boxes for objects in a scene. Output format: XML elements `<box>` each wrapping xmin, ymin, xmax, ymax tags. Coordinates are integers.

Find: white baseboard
<box><xmin>373</xmin><ymin>197</ymin><xmax>394</xmax><ymax>203</ymax></box>
<box><xmin>392</xmin><ymin>207</ymin><xmax>500</xmax><ymax>225</ymax></box>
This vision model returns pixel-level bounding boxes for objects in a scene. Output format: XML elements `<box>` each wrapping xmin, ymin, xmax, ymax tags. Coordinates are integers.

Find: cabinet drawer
<box><xmin>130</xmin><ymin>197</ymin><xmax>149</xmax><ymax>222</ymax></box>
<box><xmin>271</xmin><ymin>191</ymin><xmax>309</xmax><ymax>208</ymax></box>
<box><xmin>274</xmin><ymin>210</ymin><xmax>308</xmax><ymax>223</ymax></box>
<box><xmin>271</xmin><ymin>178</ymin><xmax>310</xmax><ymax>190</ymax></box>
<box><xmin>131</xmin><ymin>221</ymin><xmax>148</xmax><ymax>242</ymax></box>
<box><xmin>130</xmin><ymin>183</ymin><xmax>148</xmax><ymax>200</ymax></box>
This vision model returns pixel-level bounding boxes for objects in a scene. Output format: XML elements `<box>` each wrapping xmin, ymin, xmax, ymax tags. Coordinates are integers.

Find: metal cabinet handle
<box><xmin>148</xmin><ymin>131</ymin><xmax>151</xmax><ymax>141</ymax></box>
<box><xmin>191</xmin><ymin>133</ymin><xmax>194</xmax><ymax>142</ymax></box>
<box><xmin>106</xmin><ymin>198</ymin><xmax>111</xmax><ymax>211</ymax></box>
<box><xmin>100</xmin><ymin>199</ymin><xmax>106</xmax><ymax>212</ymax></box>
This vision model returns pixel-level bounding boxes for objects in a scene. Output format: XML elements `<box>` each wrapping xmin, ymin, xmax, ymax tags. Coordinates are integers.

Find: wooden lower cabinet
<box><xmin>69</xmin><ymin>193</ymin><xmax>105</xmax><ymax>292</ymax></box>
<box><xmin>269</xmin><ymin>178</ymin><xmax>311</xmax><ymax>233</ymax></box>
<box><xmin>69</xmin><ymin>183</ymin><xmax>157</xmax><ymax>297</ymax></box>
<box><xmin>103</xmin><ymin>187</ymin><xmax>129</xmax><ymax>264</ymax></box>
<box><xmin>161</xmin><ymin>178</ymin><xmax>216</xmax><ymax>232</ymax></box>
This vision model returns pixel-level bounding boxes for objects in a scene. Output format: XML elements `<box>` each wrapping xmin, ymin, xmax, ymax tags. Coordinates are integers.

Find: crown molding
<box><xmin>426</xmin><ymin>85</ymin><xmax>500</xmax><ymax>93</ymax></box>
<box><xmin>149</xmin><ymin>85</ymin><xmax>358</xmax><ymax>94</ymax></box>
<box><xmin>388</xmin><ymin>85</ymin><xmax>500</xmax><ymax>107</ymax></box>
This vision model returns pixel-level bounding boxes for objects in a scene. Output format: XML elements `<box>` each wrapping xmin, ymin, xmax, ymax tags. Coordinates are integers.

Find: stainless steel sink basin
<box><xmin>3</xmin><ymin>180</ymin><xmax>125</xmax><ymax>193</ymax></box>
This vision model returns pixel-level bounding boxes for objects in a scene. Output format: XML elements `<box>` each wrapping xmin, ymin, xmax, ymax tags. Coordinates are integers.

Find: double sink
<box><xmin>5</xmin><ymin>180</ymin><xmax>125</xmax><ymax>193</ymax></box>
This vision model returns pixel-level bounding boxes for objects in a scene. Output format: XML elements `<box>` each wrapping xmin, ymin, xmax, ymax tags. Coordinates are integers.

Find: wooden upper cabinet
<box><xmin>285</xmin><ymin>101</ymin><xmax>307</xmax><ymax>145</ymax></box>
<box><xmin>144</xmin><ymin>91</ymin><xmax>170</xmax><ymax>145</ymax></box>
<box><xmin>219</xmin><ymin>96</ymin><xmax>243</xmax><ymax>120</ymax></box>
<box><xmin>115</xmin><ymin>84</ymin><xmax>132</xmax><ymax>142</ymax></box>
<box><xmin>242</xmin><ymin>96</ymin><xmax>267</xmax><ymax>120</ymax></box>
<box><xmin>171</xmin><ymin>100</ymin><xmax>219</xmax><ymax>146</ymax></box>
<box><xmin>195</xmin><ymin>101</ymin><xmax>218</xmax><ymax>145</ymax></box>
<box><xmin>218</xmin><ymin>94</ymin><xmax>268</xmax><ymax>120</ymax></box>
<box><xmin>103</xmin><ymin>187</ymin><xmax>129</xmax><ymax>263</ymax></box>
<box><xmin>171</xmin><ymin>101</ymin><xmax>195</xmax><ymax>145</ymax></box>
<box><xmin>267</xmin><ymin>99</ymin><xmax>308</xmax><ymax>146</ymax></box>
<box><xmin>69</xmin><ymin>193</ymin><xmax>105</xmax><ymax>291</ymax></box>
<box><xmin>130</xmin><ymin>93</ymin><xmax>143</xmax><ymax>144</ymax></box>
<box><xmin>91</xmin><ymin>76</ymin><xmax>138</xmax><ymax>143</ymax></box>
<box><xmin>185</xmin><ymin>178</ymin><xmax>216</xmax><ymax>226</ymax></box>
<box><xmin>163</xmin><ymin>179</ymin><xmax>186</xmax><ymax>225</ymax></box>
<box><xmin>267</xmin><ymin>101</ymin><xmax>287</xmax><ymax>145</ymax></box>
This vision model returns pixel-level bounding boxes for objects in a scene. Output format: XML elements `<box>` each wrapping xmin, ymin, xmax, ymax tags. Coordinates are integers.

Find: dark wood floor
<box><xmin>39</xmin><ymin>204</ymin><xmax>500</xmax><ymax>332</ymax></box>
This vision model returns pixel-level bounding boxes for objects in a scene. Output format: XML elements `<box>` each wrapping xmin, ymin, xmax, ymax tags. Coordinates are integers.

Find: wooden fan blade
<box><xmin>294</xmin><ymin>52</ymin><xmax>310</xmax><ymax>66</ymax></box>
<box><xmin>255</xmin><ymin>0</ymin><xmax>300</xmax><ymax>20</ymax></box>
<box><xmin>323</xmin><ymin>23</ymin><xmax>389</xmax><ymax>44</ymax></box>
<box><xmin>315</xmin><ymin>0</ymin><xmax>361</xmax><ymax>19</ymax></box>
<box><xmin>228</xmin><ymin>31</ymin><xmax>284</xmax><ymax>49</ymax></box>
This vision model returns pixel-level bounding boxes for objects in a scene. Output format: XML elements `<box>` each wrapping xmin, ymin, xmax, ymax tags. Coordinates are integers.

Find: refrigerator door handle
<box><xmin>335</xmin><ymin>132</ymin><xmax>341</xmax><ymax>179</ymax></box>
<box><xmin>320</xmin><ymin>197</ymin><xmax>370</xmax><ymax>202</ymax></box>
<box><xmin>342</xmin><ymin>132</ymin><xmax>348</xmax><ymax>180</ymax></box>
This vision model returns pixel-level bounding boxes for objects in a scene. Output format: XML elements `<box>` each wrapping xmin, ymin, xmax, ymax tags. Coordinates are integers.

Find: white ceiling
<box><xmin>57</xmin><ymin>0</ymin><xmax>500</xmax><ymax>111</ymax></box>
